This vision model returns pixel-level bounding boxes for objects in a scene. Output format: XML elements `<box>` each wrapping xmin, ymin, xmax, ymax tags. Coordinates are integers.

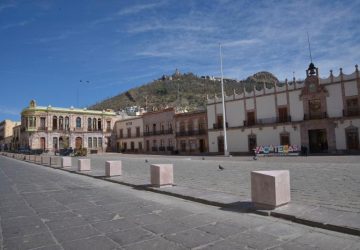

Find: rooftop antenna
<box><xmin>307</xmin><ymin>31</ymin><xmax>313</xmax><ymax>63</ymax></box>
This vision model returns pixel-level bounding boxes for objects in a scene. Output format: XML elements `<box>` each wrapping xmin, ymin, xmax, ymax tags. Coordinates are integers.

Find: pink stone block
<box><xmin>35</xmin><ymin>156</ymin><xmax>42</xmax><ymax>164</ymax></box>
<box><xmin>78</xmin><ymin>159</ymin><xmax>91</xmax><ymax>171</ymax></box>
<box><xmin>29</xmin><ymin>155</ymin><xmax>36</xmax><ymax>162</ymax></box>
<box><xmin>105</xmin><ymin>161</ymin><xmax>122</xmax><ymax>177</ymax></box>
<box><xmin>150</xmin><ymin>164</ymin><xmax>174</xmax><ymax>187</ymax></box>
<box><xmin>25</xmin><ymin>155</ymin><xmax>31</xmax><ymax>161</ymax></box>
<box><xmin>42</xmin><ymin>156</ymin><xmax>51</xmax><ymax>165</ymax></box>
<box><xmin>51</xmin><ymin>156</ymin><xmax>60</xmax><ymax>167</ymax></box>
<box><xmin>251</xmin><ymin>170</ymin><xmax>290</xmax><ymax>209</ymax></box>
<box><xmin>61</xmin><ymin>157</ymin><xmax>72</xmax><ymax>168</ymax></box>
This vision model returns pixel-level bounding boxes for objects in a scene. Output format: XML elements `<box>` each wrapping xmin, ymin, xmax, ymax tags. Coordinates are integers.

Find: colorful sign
<box><xmin>254</xmin><ymin>145</ymin><xmax>300</xmax><ymax>156</ymax></box>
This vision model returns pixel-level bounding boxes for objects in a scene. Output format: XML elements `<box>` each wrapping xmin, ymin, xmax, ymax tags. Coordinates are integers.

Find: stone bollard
<box><xmin>35</xmin><ymin>155</ymin><xmax>42</xmax><ymax>164</ymax></box>
<box><xmin>61</xmin><ymin>157</ymin><xmax>72</xmax><ymax>168</ymax></box>
<box><xmin>42</xmin><ymin>156</ymin><xmax>51</xmax><ymax>166</ymax></box>
<box><xmin>251</xmin><ymin>170</ymin><xmax>290</xmax><ymax>210</ymax></box>
<box><xmin>150</xmin><ymin>164</ymin><xmax>174</xmax><ymax>187</ymax></box>
<box><xmin>78</xmin><ymin>159</ymin><xmax>91</xmax><ymax>171</ymax></box>
<box><xmin>25</xmin><ymin>155</ymin><xmax>31</xmax><ymax>161</ymax></box>
<box><xmin>29</xmin><ymin>155</ymin><xmax>36</xmax><ymax>162</ymax></box>
<box><xmin>51</xmin><ymin>156</ymin><xmax>60</xmax><ymax>167</ymax></box>
<box><xmin>105</xmin><ymin>161</ymin><xmax>122</xmax><ymax>177</ymax></box>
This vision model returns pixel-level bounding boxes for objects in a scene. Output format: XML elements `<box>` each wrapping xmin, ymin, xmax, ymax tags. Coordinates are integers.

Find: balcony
<box><xmin>343</xmin><ymin>109</ymin><xmax>360</xmax><ymax>117</ymax></box>
<box><xmin>176</xmin><ymin>130</ymin><xmax>207</xmax><ymax>137</ymax></box>
<box><xmin>213</xmin><ymin>123</ymin><xmax>228</xmax><ymax>129</ymax></box>
<box><xmin>144</xmin><ymin>130</ymin><xmax>173</xmax><ymax>137</ymax></box>
<box><xmin>243</xmin><ymin>116</ymin><xmax>292</xmax><ymax>127</ymax></box>
<box><xmin>304</xmin><ymin>112</ymin><xmax>327</xmax><ymax>120</ymax></box>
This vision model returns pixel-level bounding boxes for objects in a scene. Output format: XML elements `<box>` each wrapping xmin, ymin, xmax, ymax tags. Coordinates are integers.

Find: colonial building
<box><xmin>143</xmin><ymin>108</ymin><xmax>175</xmax><ymax>153</ymax></box>
<box><xmin>175</xmin><ymin>110</ymin><xmax>208</xmax><ymax>154</ymax></box>
<box><xmin>20</xmin><ymin>100</ymin><xmax>118</xmax><ymax>153</ymax></box>
<box><xmin>207</xmin><ymin>64</ymin><xmax>360</xmax><ymax>154</ymax></box>
<box><xmin>0</xmin><ymin>119</ymin><xmax>20</xmax><ymax>150</ymax></box>
<box><xmin>114</xmin><ymin>116</ymin><xmax>144</xmax><ymax>153</ymax></box>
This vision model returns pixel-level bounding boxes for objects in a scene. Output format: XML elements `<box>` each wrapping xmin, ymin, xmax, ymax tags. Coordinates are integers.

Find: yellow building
<box><xmin>20</xmin><ymin>100</ymin><xmax>118</xmax><ymax>153</ymax></box>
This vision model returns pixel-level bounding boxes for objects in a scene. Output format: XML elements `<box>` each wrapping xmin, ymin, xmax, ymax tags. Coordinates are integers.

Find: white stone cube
<box><xmin>78</xmin><ymin>159</ymin><xmax>91</xmax><ymax>171</ymax></box>
<box><xmin>150</xmin><ymin>164</ymin><xmax>174</xmax><ymax>187</ymax></box>
<box><xmin>251</xmin><ymin>170</ymin><xmax>290</xmax><ymax>209</ymax></box>
<box><xmin>105</xmin><ymin>161</ymin><xmax>122</xmax><ymax>177</ymax></box>
<box><xmin>61</xmin><ymin>157</ymin><xmax>72</xmax><ymax>168</ymax></box>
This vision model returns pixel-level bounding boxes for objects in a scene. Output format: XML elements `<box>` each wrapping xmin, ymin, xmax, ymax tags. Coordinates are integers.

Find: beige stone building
<box><xmin>19</xmin><ymin>100</ymin><xmax>118</xmax><ymax>153</ymax></box>
<box><xmin>207</xmin><ymin>63</ymin><xmax>360</xmax><ymax>154</ymax></box>
<box><xmin>143</xmin><ymin>108</ymin><xmax>176</xmax><ymax>153</ymax></box>
<box><xmin>0</xmin><ymin>119</ymin><xmax>20</xmax><ymax>150</ymax></box>
<box><xmin>175</xmin><ymin>110</ymin><xmax>208</xmax><ymax>154</ymax></box>
<box><xmin>114</xmin><ymin>116</ymin><xmax>144</xmax><ymax>153</ymax></box>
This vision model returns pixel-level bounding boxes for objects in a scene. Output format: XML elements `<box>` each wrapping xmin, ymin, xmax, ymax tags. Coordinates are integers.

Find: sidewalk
<box><xmin>3</xmin><ymin>153</ymin><xmax>360</xmax><ymax>237</ymax></box>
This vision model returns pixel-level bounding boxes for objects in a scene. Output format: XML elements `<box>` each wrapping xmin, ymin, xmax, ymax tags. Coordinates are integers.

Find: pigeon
<box><xmin>218</xmin><ymin>165</ymin><xmax>224</xmax><ymax>170</ymax></box>
<box><xmin>202</xmin><ymin>157</ymin><xmax>205</xmax><ymax>160</ymax></box>
<box><xmin>145</xmin><ymin>159</ymin><xmax>148</xmax><ymax>163</ymax></box>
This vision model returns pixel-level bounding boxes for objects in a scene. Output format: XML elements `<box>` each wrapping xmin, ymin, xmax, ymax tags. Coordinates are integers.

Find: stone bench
<box><xmin>251</xmin><ymin>170</ymin><xmax>290</xmax><ymax>210</ymax></box>
<box><xmin>105</xmin><ymin>161</ymin><xmax>122</xmax><ymax>177</ymax></box>
<box><xmin>61</xmin><ymin>157</ymin><xmax>72</xmax><ymax>168</ymax></box>
<box><xmin>150</xmin><ymin>164</ymin><xmax>174</xmax><ymax>188</ymax></box>
<box><xmin>78</xmin><ymin>159</ymin><xmax>91</xmax><ymax>171</ymax></box>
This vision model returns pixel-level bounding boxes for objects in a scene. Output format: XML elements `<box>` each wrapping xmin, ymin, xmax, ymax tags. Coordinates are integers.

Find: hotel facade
<box><xmin>207</xmin><ymin>64</ymin><xmax>360</xmax><ymax>154</ymax></box>
<box><xmin>19</xmin><ymin>100</ymin><xmax>118</xmax><ymax>153</ymax></box>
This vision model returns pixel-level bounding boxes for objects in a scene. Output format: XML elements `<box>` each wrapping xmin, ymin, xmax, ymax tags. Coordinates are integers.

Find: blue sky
<box><xmin>1</xmin><ymin>0</ymin><xmax>359</xmax><ymax>121</ymax></box>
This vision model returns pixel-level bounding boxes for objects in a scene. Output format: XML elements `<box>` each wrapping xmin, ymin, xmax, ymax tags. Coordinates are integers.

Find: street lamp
<box><xmin>219</xmin><ymin>44</ymin><xmax>229</xmax><ymax>156</ymax></box>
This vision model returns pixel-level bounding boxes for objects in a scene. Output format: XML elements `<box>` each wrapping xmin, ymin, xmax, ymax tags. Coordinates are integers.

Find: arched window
<box><xmin>76</xmin><ymin>117</ymin><xmax>81</xmax><ymax>128</ymax></box>
<box><xmin>53</xmin><ymin>116</ymin><xmax>58</xmax><ymax>130</ymax></box>
<box><xmin>98</xmin><ymin>119</ymin><xmax>102</xmax><ymax>130</ymax></box>
<box><xmin>93</xmin><ymin>118</ymin><xmax>97</xmax><ymax>130</ymax></box>
<box><xmin>59</xmin><ymin>116</ymin><xmax>64</xmax><ymax>130</ymax></box>
<box><xmin>65</xmin><ymin>117</ymin><xmax>69</xmax><ymax>130</ymax></box>
<box><xmin>87</xmin><ymin>118</ymin><xmax>92</xmax><ymax>130</ymax></box>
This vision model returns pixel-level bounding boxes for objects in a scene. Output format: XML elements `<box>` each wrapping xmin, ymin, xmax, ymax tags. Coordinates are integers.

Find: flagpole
<box><xmin>219</xmin><ymin>43</ymin><xmax>229</xmax><ymax>156</ymax></box>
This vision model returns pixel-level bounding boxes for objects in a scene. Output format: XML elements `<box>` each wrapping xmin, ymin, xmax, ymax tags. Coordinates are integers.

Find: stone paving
<box><xmin>76</xmin><ymin>153</ymin><xmax>360</xmax><ymax>213</ymax></box>
<box><xmin>1</xmin><ymin>156</ymin><xmax>359</xmax><ymax>250</ymax></box>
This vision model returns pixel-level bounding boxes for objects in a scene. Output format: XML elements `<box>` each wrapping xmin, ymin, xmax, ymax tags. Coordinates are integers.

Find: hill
<box><xmin>89</xmin><ymin>70</ymin><xmax>280</xmax><ymax>112</ymax></box>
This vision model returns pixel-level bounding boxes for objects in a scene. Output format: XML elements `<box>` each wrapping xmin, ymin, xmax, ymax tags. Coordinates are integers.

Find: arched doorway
<box><xmin>40</xmin><ymin>137</ymin><xmax>46</xmax><ymax>151</ymax></box>
<box><xmin>75</xmin><ymin>137</ymin><xmax>82</xmax><ymax>149</ymax></box>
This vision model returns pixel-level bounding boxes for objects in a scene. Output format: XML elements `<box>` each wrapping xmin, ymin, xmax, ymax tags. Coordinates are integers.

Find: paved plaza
<box><xmin>80</xmin><ymin>154</ymin><xmax>360</xmax><ymax>213</ymax></box>
<box><xmin>0</xmin><ymin>156</ymin><xmax>359</xmax><ymax>250</ymax></box>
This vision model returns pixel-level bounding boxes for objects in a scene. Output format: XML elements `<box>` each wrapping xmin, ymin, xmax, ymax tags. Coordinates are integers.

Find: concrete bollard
<box><xmin>51</xmin><ymin>156</ymin><xmax>60</xmax><ymax>167</ymax></box>
<box><xmin>78</xmin><ymin>159</ymin><xmax>91</xmax><ymax>171</ymax></box>
<box><xmin>35</xmin><ymin>155</ymin><xmax>42</xmax><ymax>164</ymax></box>
<box><xmin>150</xmin><ymin>164</ymin><xmax>174</xmax><ymax>187</ymax></box>
<box><xmin>251</xmin><ymin>170</ymin><xmax>290</xmax><ymax>209</ymax></box>
<box><xmin>25</xmin><ymin>155</ymin><xmax>31</xmax><ymax>161</ymax></box>
<box><xmin>29</xmin><ymin>155</ymin><xmax>36</xmax><ymax>162</ymax></box>
<box><xmin>42</xmin><ymin>156</ymin><xmax>51</xmax><ymax>166</ymax></box>
<box><xmin>105</xmin><ymin>161</ymin><xmax>122</xmax><ymax>177</ymax></box>
<box><xmin>61</xmin><ymin>157</ymin><xmax>72</xmax><ymax>168</ymax></box>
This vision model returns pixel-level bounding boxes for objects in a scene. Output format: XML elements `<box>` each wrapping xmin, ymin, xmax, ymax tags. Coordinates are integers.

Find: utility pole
<box><xmin>219</xmin><ymin>44</ymin><xmax>229</xmax><ymax>156</ymax></box>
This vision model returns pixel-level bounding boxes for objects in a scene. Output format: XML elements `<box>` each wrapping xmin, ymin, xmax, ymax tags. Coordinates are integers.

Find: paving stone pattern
<box><xmin>79</xmin><ymin>154</ymin><xmax>360</xmax><ymax>213</ymax></box>
<box><xmin>1</xmin><ymin>156</ymin><xmax>359</xmax><ymax>250</ymax></box>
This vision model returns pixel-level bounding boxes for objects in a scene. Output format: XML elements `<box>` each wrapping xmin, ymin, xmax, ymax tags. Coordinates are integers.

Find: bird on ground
<box><xmin>202</xmin><ymin>157</ymin><xmax>205</xmax><ymax>160</ymax></box>
<box><xmin>218</xmin><ymin>165</ymin><xmax>224</xmax><ymax>170</ymax></box>
<box><xmin>145</xmin><ymin>159</ymin><xmax>148</xmax><ymax>163</ymax></box>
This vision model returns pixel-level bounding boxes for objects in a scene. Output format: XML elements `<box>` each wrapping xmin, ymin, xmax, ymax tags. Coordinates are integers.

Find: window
<box><xmin>98</xmin><ymin>119</ymin><xmax>102</xmax><ymax>130</ymax></box>
<box><xmin>119</xmin><ymin>129</ymin><xmax>123</xmax><ymax>138</ymax></box>
<box><xmin>88</xmin><ymin>118</ymin><xmax>92</xmax><ymax>130</ymax></box>
<box><xmin>59</xmin><ymin>116</ymin><xmax>64</xmax><ymax>130</ymax></box>
<box><xmin>180</xmin><ymin>121</ymin><xmax>185</xmax><ymax>132</ymax></box>
<box><xmin>65</xmin><ymin>117</ymin><xmax>69</xmax><ymax>130</ymax></box>
<box><xmin>246</xmin><ymin>112</ymin><xmax>255</xmax><ymax>126</ymax></box>
<box><xmin>346</xmin><ymin>98</ymin><xmax>359</xmax><ymax>116</ymax></box>
<box><xmin>145</xmin><ymin>125</ymin><xmax>149</xmax><ymax>133</ymax></box>
<box><xmin>188</xmin><ymin>120</ymin><xmax>194</xmax><ymax>132</ymax></box>
<box><xmin>280</xmin><ymin>133</ymin><xmax>290</xmax><ymax>145</ymax></box>
<box><xmin>53</xmin><ymin>137</ymin><xmax>58</xmax><ymax>150</ymax></box>
<box><xmin>76</xmin><ymin>117</ymin><xmax>81</xmax><ymax>128</ymax></box>
<box><xmin>138</xmin><ymin>142</ymin><xmax>143</xmax><ymax>151</ymax></box>
<box><xmin>106</xmin><ymin>121</ymin><xmax>111</xmax><ymax>130</ymax></box>
<box><xmin>40</xmin><ymin>117</ymin><xmax>46</xmax><ymax>129</ymax></box>
<box><xmin>93</xmin><ymin>137</ymin><xmax>97</xmax><ymax>148</ymax></box>
<box><xmin>160</xmin><ymin>139</ymin><xmax>164</xmax><ymax>147</ymax></box>
<box><xmin>127</xmin><ymin>128</ymin><xmax>131</xmax><ymax>138</ymax></box>
<box><xmin>346</xmin><ymin>127</ymin><xmax>359</xmax><ymax>150</ymax></box>
<box><xmin>88</xmin><ymin>137</ymin><xmax>92</xmax><ymax>148</ymax></box>
<box><xmin>278</xmin><ymin>107</ymin><xmax>288</xmax><ymax>123</ymax></box>
<box><xmin>153</xmin><ymin>124</ymin><xmax>156</xmax><ymax>133</ymax></box>
<box><xmin>98</xmin><ymin>137</ymin><xmax>103</xmax><ymax>148</ymax></box>
<box><xmin>217</xmin><ymin>115</ymin><xmax>223</xmax><ymax>128</ymax></box>
<box><xmin>93</xmin><ymin>118</ymin><xmax>97</xmax><ymax>130</ymax></box>
<box><xmin>168</xmin><ymin>122</ymin><xmax>173</xmax><ymax>132</ymax></box>
<box><xmin>136</xmin><ymin>127</ymin><xmax>140</xmax><ymax>137</ymax></box>
<box><xmin>248</xmin><ymin>134</ymin><xmax>257</xmax><ymax>152</ymax></box>
<box><xmin>161</xmin><ymin>123</ymin><xmax>165</xmax><ymax>134</ymax></box>
<box><xmin>53</xmin><ymin>116</ymin><xmax>57</xmax><ymax>130</ymax></box>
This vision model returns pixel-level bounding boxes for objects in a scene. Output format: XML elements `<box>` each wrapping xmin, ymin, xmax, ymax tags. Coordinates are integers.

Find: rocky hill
<box><xmin>89</xmin><ymin>70</ymin><xmax>280</xmax><ymax>112</ymax></box>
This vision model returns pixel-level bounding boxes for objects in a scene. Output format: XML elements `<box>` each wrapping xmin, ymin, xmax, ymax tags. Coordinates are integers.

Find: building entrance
<box><xmin>308</xmin><ymin>129</ymin><xmax>328</xmax><ymax>153</ymax></box>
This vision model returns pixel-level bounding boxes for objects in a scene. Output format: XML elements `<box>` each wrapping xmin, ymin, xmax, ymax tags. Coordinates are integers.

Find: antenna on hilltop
<box><xmin>307</xmin><ymin>31</ymin><xmax>313</xmax><ymax>63</ymax></box>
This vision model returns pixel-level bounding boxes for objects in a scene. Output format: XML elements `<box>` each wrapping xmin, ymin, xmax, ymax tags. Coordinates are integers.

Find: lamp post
<box><xmin>219</xmin><ymin>44</ymin><xmax>229</xmax><ymax>156</ymax></box>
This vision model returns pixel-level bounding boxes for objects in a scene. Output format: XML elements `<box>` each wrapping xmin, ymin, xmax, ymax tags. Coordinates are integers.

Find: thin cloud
<box><xmin>117</xmin><ymin>2</ymin><xmax>166</xmax><ymax>16</ymax></box>
<box><xmin>1</xmin><ymin>19</ymin><xmax>33</xmax><ymax>30</ymax></box>
<box><xmin>222</xmin><ymin>39</ymin><xmax>261</xmax><ymax>47</ymax></box>
<box><xmin>0</xmin><ymin>2</ymin><xmax>16</xmax><ymax>12</ymax></box>
<box><xmin>0</xmin><ymin>106</ymin><xmax>20</xmax><ymax>116</ymax></box>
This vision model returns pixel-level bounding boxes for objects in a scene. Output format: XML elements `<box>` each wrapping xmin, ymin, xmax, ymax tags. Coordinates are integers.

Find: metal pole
<box><xmin>219</xmin><ymin>44</ymin><xmax>229</xmax><ymax>156</ymax></box>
